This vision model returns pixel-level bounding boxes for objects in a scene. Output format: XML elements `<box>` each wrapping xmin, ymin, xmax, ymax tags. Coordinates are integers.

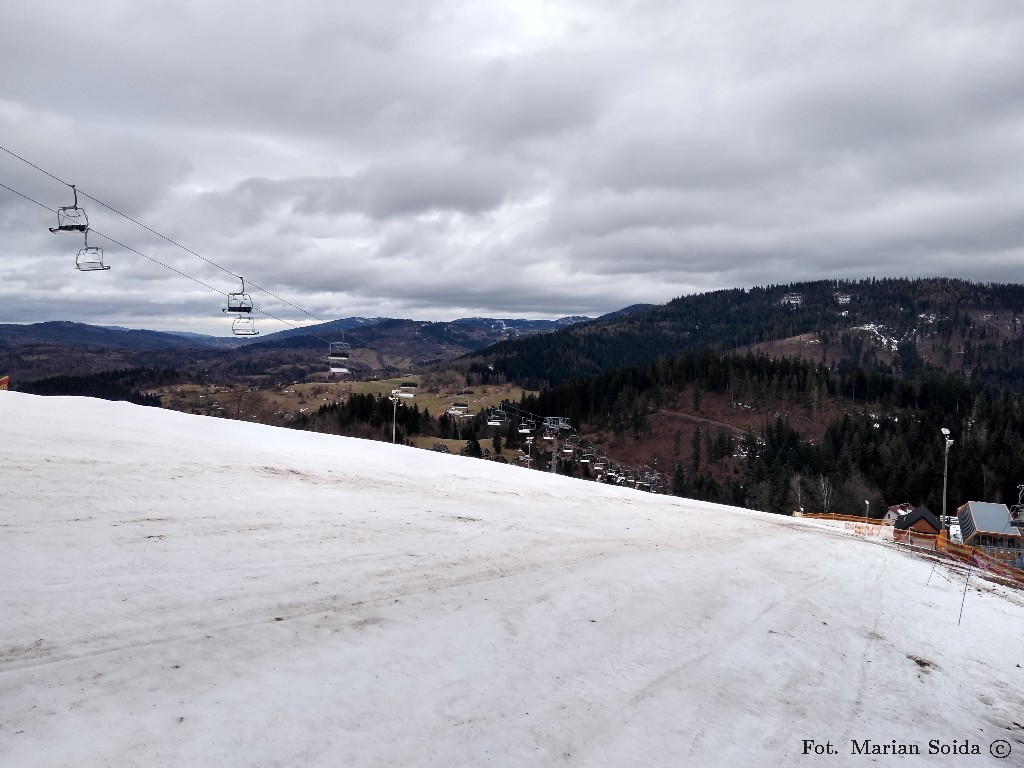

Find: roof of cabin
<box><xmin>893</xmin><ymin>506</ymin><xmax>940</xmax><ymax>532</ymax></box>
<box><xmin>957</xmin><ymin>501</ymin><xmax>1023</xmax><ymax>541</ymax></box>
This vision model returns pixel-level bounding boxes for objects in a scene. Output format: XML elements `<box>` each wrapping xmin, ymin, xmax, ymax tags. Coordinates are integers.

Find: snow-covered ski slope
<box><xmin>2</xmin><ymin>392</ymin><xmax>1023</xmax><ymax>767</ymax></box>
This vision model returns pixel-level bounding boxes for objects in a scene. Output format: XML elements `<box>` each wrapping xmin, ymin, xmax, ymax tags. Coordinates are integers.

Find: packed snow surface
<box><xmin>2</xmin><ymin>392</ymin><xmax>1024</xmax><ymax>766</ymax></box>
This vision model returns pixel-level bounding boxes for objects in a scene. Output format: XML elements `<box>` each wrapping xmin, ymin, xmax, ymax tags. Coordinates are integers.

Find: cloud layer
<box><xmin>2</xmin><ymin>0</ymin><xmax>1023</xmax><ymax>335</ymax></box>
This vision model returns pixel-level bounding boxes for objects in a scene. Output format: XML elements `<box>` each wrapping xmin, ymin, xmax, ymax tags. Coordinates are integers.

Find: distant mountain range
<box><xmin>0</xmin><ymin>315</ymin><xmax>600</xmax><ymax>352</ymax></box>
<box><xmin>0</xmin><ymin>310</ymin><xmax>653</xmax><ymax>382</ymax></box>
<box><xmin>0</xmin><ymin>321</ymin><xmax>239</xmax><ymax>350</ymax></box>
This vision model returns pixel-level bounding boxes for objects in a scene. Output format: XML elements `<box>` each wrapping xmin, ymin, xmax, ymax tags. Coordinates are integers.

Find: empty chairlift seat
<box><xmin>224</xmin><ymin>278</ymin><xmax>254</xmax><ymax>313</ymax></box>
<box><xmin>231</xmin><ymin>315</ymin><xmax>259</xmax><ymax>336</ymax></box>
<box><xmin>75</xmin><ymin>231</ymin><xmax>109</xmax><ymax>271</ymax></box>
<box><xmin>49</xmin><ymin>185</ymin><xmax>89</xmax><ymax>233</ymax></box>
<box><xmin>327</xmin><ymin>342</ymin><xmax>351</xmax><ymax>373</ymax></box>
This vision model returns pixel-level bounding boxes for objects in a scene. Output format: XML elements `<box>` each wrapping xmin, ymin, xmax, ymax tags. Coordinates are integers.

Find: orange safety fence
<box><xmin>893</xmin><ymin>528</ymin><xmax>937</xmax><ymax>548</ymax></box>
<box><xmin>935</xmin><ymin>536</ymin><xmax>1024</xmax><ymax>588</ymax></box>
<box><xmin>799</xmin><ymin>513</ymin><xmax>888</xmax><ymax>525</ymax></box>
<box><xmin>888</xmin><ymin>529</ymin><xmax>1024</xmax><ymax>588</ymax></box>
<box><xmin>925</xmin><ymin>536</ymin><xmax>1024</xmax><ymax>589</ymax></box>
<box><xmin>0</xmin><ymin>375</ymin><xmax>9</xmax><ymax>390</ymax></box>
<box><xmin>844</xmin><ymin>521</ymin><xmax>892</xmax><ymax>539</ymax></box>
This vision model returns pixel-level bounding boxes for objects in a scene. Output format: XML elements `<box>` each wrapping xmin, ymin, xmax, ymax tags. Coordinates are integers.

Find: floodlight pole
<box><xmin>390</xmin><ymin>391</ymin><xmax>399</xmax><ymax>444</ymax></box>
<box><xmin>941</xmin><ymin>428</ymin><xmax>954</xmax><ymax>530</ymax></box>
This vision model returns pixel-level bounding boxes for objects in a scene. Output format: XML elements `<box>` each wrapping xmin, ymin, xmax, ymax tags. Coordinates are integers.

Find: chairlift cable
<box><xmin>0</xmin><ymin>144</ymin><xmax>327</xmax><ymax>323</ymax></box>
<box><xmin>3</xmin><ymin>152</ymin><xmax>621</xmax><ymax>401</ymax></box>
<box><xmin>1</xmin><ymin>148</ymin><xmax>392</xmax><ymax>354</ymax></box>
<box><xmin>0</xmin><ymin>188</ymin><xmax>639</xmax><ymax>476</ymax></box>
<box><xmin>76</xmin><ymin>187</ymin><xmax>328</xmax><ymax>325</ymax></box>
<box><xmin>1</xmin><ymin>175</ymin><xmax>379</xmax><ymax>353</ymax></box>
<box><xmin>84</xmin><ymin>227</ymin><xmax>234</xmax><ymax>297</ymax></box>
<box><xmin>0</xmin><ymin>179</ymin><xmax>324</xmax><ymax>340</ymax></box>
<box><xmin>0</xmin><ymin>180</ymin><xmax>54</xmax><ymax>213</ymax></box>
<box><xmin>0</xmin><ymin>145</ymin><xmax>69</xmax><ymax>186</ymax></box>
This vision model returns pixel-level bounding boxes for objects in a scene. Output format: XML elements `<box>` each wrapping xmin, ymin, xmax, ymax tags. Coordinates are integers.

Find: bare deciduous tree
<box><xmin>818</xmin><ymin>475</ymin><xmax>835</xmax><ymax>513</ymax></box>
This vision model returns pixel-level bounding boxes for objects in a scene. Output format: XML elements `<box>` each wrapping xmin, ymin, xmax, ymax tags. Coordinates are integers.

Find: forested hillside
<box><xmin>512</xmin><ymin>345</ymin><xmax>1019</xmax><ymax>516</ymax></box>
<box><xmin>465</xmin><ymin>278</ymin><xmax>1024</xmax><ymax>390</ymax></box>
<box><xmin>16</xmin><ymin>368</ymin><xmax>182</xmax><ymax>406</ymax></box>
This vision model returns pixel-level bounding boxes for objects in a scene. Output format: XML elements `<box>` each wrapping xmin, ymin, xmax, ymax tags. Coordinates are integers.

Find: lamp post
<box><xmin>390</xmin><ymin>384</ymin><xmax>415</xmax><ymax>444</ymax></box>
<box><xmin>390</xmin><ymin>390</ymin><xmax>399</xmax><ymax>444</ymax></box>
<box><xmin>940</xmin><ymin>428</ymin><xmax>954</xmax><ymax>530</ymax></box>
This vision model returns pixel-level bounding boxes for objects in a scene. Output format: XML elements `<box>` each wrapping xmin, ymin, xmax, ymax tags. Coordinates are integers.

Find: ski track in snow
<box><xmin>2</xmin><ymin>392</ymin><xmax>1024</xmax><ymax>767</ymax></box>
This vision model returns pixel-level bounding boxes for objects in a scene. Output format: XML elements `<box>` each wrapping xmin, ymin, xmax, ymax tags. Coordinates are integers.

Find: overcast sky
<box><xmin>2</xmin><ymin>0</ymin><xmax>1023</xmax><ymax>336</ymax></box>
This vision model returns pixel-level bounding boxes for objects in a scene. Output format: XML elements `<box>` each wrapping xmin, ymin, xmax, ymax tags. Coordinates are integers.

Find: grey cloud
<box><xmin>3</xmin><ymin>0</ymin><xmax>1024</xmax><ymax>336</ymax></box>
<box><xmin>207</xmin><ymin>154</ymin><xmax>526</xmax><ymax>224</ymax></box>
<box><xmin>458</xmin><ymin>51</ymin><xmax>618</xmax><ymax>148</ymax></box>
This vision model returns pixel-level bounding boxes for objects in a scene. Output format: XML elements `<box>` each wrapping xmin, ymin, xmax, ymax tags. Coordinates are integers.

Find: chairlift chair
<box><xmin>231</xmin><ymin>315</ymin><xmax>259</xmax><ymax>336</ymax></box>
<box><xmin>518</xmin><ymin>418</ymin><xmax>535</xmax><ymax>434</ymax></box>
<box><xmin>49</xmin><ymin>184</ymin><xmax>89</xmax><ymax>233</ymax></box>
<box><xmin>224</xmin><ymin>278</ymin><xmax>254</xmax><ymax>314</ymax></box>
<box><xmin>542</xmin><ymin>426</ymin><xmax>557</xmax><ymax>441</ymax></box>
<box><xmin>327</xmin><ymin>342</ymin><xmax>351</xmax><ymax>373</ymax></box>
<box><xmin>393</xmin><ymin>380</ymin><xmax>413</xmax><ymax>403</ymax></box>
<box><xmin>75</xmin><ymin>230</ymin><xmax>109</xmax><ymax>271</ymax></box>
<box><xmin>543</xmin><ymin>416</ymin><xmax>571</xmax><ymax>431</ymax></box>
<box><xmin>486</xmin><ymin>408</ymin><xmax>508</xmax><ymax>427</ymax></box>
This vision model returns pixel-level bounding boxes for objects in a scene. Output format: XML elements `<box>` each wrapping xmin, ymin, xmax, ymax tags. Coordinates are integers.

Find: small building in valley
<box><xmin>893</xmin><ymin>506</ymin><xmax>940</xmax><ymax>536</ymax></box>
<box><xmin>883</xmin><ymin>502</ymin><xmax>915</xmax><ymax>522</ymax></box>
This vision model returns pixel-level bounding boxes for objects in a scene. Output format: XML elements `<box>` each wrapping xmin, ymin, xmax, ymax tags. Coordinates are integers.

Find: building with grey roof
<box><xmin>956</xmin><ymin>501</ymin><xmax>1023</xmax><ymax>560</ymax></box>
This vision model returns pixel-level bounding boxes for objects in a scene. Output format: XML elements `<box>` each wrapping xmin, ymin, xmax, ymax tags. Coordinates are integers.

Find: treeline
<box><xmin>15</xmin><ymin>367</ymin><xmax>183</xmax><ymax>406</ymax></box>
<box><xmin>517</xmin><ymin>349</ymin><xmax>973</xmax><ymax>436</ymax></box>
<box><xmin>292</xmin><ymin>392</ymin><xmax>537</xmax><ymax>453</ymax></box>
<box><xmin>291</xmin><ymin>393</ymin><xmax>441</xmax><ymax>444</ymax></box>
<box><xmin>514</xmin><ymin>347</ymin><xmax>1024</xmax><ymax>514</ymax></box>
